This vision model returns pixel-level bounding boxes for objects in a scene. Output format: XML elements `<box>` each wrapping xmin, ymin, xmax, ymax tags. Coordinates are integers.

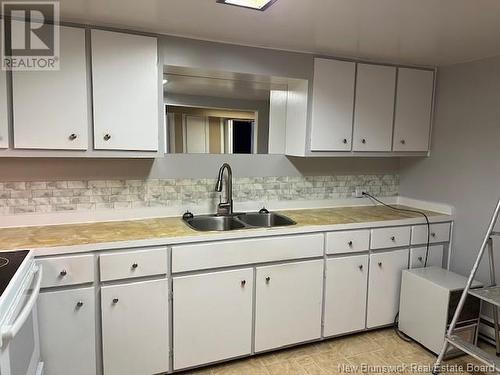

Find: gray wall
<box><xmin>0</xmin><ymin>32</ymin><xmax>400</xmax><ymax>181</ymax></box>
<box><xmin>399</xmin><ymin>55</ymin><xmax>500</xmax><ymax>280</ymax></box>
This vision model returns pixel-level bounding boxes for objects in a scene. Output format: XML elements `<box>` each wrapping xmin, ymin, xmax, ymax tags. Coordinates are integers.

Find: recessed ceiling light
<box><xmin>217</xmin><ymin>0</ymin><xmax>278</xmax><ymax>11</ymax></box>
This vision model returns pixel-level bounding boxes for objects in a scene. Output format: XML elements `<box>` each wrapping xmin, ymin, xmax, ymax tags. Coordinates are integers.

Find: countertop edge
<box><xmin>31</xmin><ymin>213</ymin><xmax>453</xmax><ymax>257</ymax></box>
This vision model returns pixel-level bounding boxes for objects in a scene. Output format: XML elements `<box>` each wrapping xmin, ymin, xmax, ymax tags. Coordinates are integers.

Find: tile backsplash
<box><xmin>0</xmin><ymin>174</ymin><xmax>398</xmax><ymax>215</ymax></box>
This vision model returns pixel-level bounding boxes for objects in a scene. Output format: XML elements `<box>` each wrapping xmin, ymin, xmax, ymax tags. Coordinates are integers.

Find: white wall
<box><xmin>400</xmin><ymin>55</ymin><xmax>500</xmax><ymax>280</ymax></box>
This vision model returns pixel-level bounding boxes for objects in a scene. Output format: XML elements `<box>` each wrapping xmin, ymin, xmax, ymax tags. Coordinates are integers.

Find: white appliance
<box><xmin>0</xmin><ymin>250</ymin><xmax>44</xmax><ymax>375</ymax></box>
<box><xmin>399</xmin><ymin>267</ymin><xmax>482</xmax><ymax>357</ymax></box>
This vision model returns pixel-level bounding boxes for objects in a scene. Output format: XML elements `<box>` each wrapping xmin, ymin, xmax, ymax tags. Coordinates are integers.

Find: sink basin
<box><xmin>183</xmin><ymin>211</ymin><xmax>296</xmax><ymax>231</ymax></box>
<box><xmin>184</xmin><ymin>215</ymin><xmax>246</xmax><ymax>231</ymax></box>
<box><xmin>236</xmin><ymin>212</ymin><xmax>296</xmax><ymax>228</ymax></box>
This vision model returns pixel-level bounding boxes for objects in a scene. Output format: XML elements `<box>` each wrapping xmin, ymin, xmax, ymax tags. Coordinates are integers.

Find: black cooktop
<box><xmin>0</xmin><ymin>250</ymin><xmax>29</xmax><ymax>297</ymax></box>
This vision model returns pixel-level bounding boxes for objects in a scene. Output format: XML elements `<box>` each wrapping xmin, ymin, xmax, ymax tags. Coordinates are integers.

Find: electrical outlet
<box><xmin>353</xmin><ymin>187</ymin><xmax>365</xmax><ymax>198</ymax></box>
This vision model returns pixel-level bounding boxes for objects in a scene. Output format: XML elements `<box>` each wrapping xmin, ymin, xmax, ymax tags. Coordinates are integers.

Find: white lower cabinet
<box><xmin>410</xmin><ymin>245</ymin><xmax>444</xmax><ymax>269</ymax></box>
<box><xmin>367</xmin><ymin>249</ymin><xmax>409</xmax><ymax>328</ymax></box>
<box><xmin>254</xmin><ymin>260</ymin><xmax>323</xmax><ymax>352</ymax></box>
<box><xmin>173</xmin><ymin>268</ymin><xmax>253</xmax><ymax>370</ymax></box>
<box><xmin>324</xmin><ymin>255</ymin><xmax>368</xmax><ymax>337</ymax></box>
<box><xmin>101</xmin><ymin>279</ymin><xmax>169</xmax><ymax>375</ymax></box>
<box><xmin>37</xmin><ymin>287</ymin><xmax>96</xmax><ymax>375</ymax></box>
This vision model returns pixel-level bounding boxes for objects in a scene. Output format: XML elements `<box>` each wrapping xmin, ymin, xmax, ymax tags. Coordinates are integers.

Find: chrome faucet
<box><xmin>215</xmin><ymin>163</ymin><xmax>233</xmax><ymax>216</ymax></box>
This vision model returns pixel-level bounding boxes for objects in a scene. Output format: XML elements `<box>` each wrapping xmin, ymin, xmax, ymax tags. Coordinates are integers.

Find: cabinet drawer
<box><xmin>412</xmin><ymin>223</ymin><xmax>450</xmax><ymax>245</ymax></box>
<box><xmin>370</xmin><ymin>226</ymin><xmax>410</xmax><ymax>249</ymax></box>
<box><xmin>409</xmin><ymin>245</ymin><xmax>444</xmax><ymax>269</ymax></box>
<box><xmin>172</xmin><ymin>234</ymin><xmax>323</xmax><ymax>273</ymax></box>
<box><xmin>100</xmin><ymin>247</ymin><xmax>168</xmax><ymax>282</ymax></box>
<box><xmin>326</xmin><ymin>230</ymin><xmax>370</xmax><ymax>254</ymax></box>
<box><xmin>37</xmin><ymin>254</ymin><xmax>94</xmax><ymax>288</ymax></box>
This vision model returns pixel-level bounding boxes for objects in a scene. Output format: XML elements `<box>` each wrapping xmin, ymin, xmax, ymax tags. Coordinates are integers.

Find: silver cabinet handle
<box><xmin>400</xmin><ymin>139</ymin><xmax>406</xmax><ymax>145</ymax></box>
<box><xmin>103</xmin><ymin>134</ymin><xmax>111</xmax><ymax>141</ymax></box>
<box><xmin>112</xmin><ymin>298</ymin><xmax>119</xmax><ymax>304</ymax></box>
<box><xmin>348</xmin><ymin>241</ymin><xmax>353</xmax><ymax>247</ymax></box>
<box><xmin>69</xmin><ymin>133</ymin><xmax>77</xmax><ymax>141</ymax></box>
<box><xmin>362</xmin><ymin>139</ymin><xmax>367</xmax><ymax>144</ymax></box>
<box><xmin>378</xmin><ymin>262</ymin><xmax>383</xmax><ymax>267</ymax></box>
<box><xmin>60</xmin><ymin>269</ymin><xmax>67</xmax><ymax>277</ymax></box>
<box><xmin>265</xmin><ymin>276</ymin><xmax>271</xmax><ymax>283</ymax></box>
<box><xmin>131</xmin><ymin>263</ymin><xmax>138</xmax><ymax>270</ymax></box>
<box><xmin>391</xmin><ymin>236</ymin><xmax>396</xmax><ymax>241</ymax></box>
<box><xmin>358</xmin><ymin>265</ymin><xmax>363</xmax><ymax>270</ymax></box>
<box><xmin>342</xmin><ymin>139</ymin><xmax>348</xmax><ymax>144</ymax></box>
<box><xmin>76</xmin><ymin>301</ymin><xmax>84</xmax><ymax>308</ymax></box>
<box><xmin>241</xmin><ymin>280</ymin><xmax>246</xmax><ymax>287</ymax></box>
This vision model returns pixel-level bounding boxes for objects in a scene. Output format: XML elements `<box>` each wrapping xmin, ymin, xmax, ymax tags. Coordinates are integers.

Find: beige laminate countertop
<box><xmin>0</xmin><ymin>205</ymin><xmax>448</xmax><ymax>252</ymax></box>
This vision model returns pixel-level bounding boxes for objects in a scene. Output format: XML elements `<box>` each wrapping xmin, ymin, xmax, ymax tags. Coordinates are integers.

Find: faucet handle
<box><xmin>182</xmin><ymin>211</ymin><xmax>194</xmax><ymax>220</ymax></box>
<box><xmin>259</xmin><ymin>207</ymin><xmax>270</xmax><ymax>214</ymax></box>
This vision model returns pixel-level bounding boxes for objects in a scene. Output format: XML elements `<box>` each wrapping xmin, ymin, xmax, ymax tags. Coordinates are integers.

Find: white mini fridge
<box><xmin>399</xmin><ymin>267</ymin><xmax>482</xmax><ymax>357</ymax></box>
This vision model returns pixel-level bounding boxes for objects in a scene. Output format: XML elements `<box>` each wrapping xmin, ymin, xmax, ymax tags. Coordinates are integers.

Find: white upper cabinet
<box><xmin>310</xmin><ymin>58</ymin><xmax>355</xmax><ymax>151</ymax></box>
<box><xmin>0</xmin><ymin>69</ymin><xmax>7</xmax><ymax>148</ymax></box>
<box><xmin>393</xmin><ymin>68</ymin><xmax>434</xmax><ymax>151</ymax></box>
<box><xmin>91</xmin><ymin>30</ymin><xmax>159</xmax><ymax>151</ymax></box>
<box><xmin>12</xmin><ymin>26</ymin><xmax>88</xmax><ymax>150</ymax></box>
<box><xmin>353</xmin><ymin>64</ymin><xmax>396</xmax><ymax>151</ymax></box>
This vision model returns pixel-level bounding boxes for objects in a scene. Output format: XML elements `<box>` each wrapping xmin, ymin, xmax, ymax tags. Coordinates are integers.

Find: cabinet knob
<box><xmin>265</xmin><ymin>276</ymin><xmax>271</xmax><ymax>283</ymax></box>
<box><xmin>400</xmin><ymin>139</ymin><xmax>406</xmax><ymax>145</ymax></box>
<box><xmin>362</xmin><ymin>139</ymin><xmax>366</xmax><ymax>144</ymax></box>
<box><xmin>358</xmin><ymin>265</ymin><xmax>363</xmax><ymax>270</ymax></box>
<box><xmin>241</xmin><ymin>280</ymin><xmax>246</xmax><ymax>287</ymax></box>
<box><xmin>69</xmin><ymin>133</ymin><xmax>77</xmax><ymax>141</ymax></box>
<box><xmin>378</xmin><ymin>262</ymin><xmax>383</xmax><ymax>267</ymax></box>
<box><xmin>76</xmin><ymin>301</ymin><xmax>84</xmax><ymax>308</ymax></box>
<box><xmin>342</xmin><ymin>139</ymin><xmax>348</xmax><ymax>144</ymax></box>
<box><xmin>418</xmin><ymin>256</ymin><xmax>423</xmax><ymax>262</ymax></box>
<box><xmin>104</xmin><ymin>134</ymin><xmax>111</xmax><ymax>141</ymax></box>
<box><xmin>131</xmin><ymin>263</ymin><xmax>138</xmax><ymax>270</ymax></box>
<box><xmin>112</xmin><ymin>298</ymin><xmax>119</xmax><ymax>304</ymax></box>
<box><xmin>431</xmin><ymin>232</ymin><xmax>436</xmax><ymax>238</ymax></box>
<box><xmin>60</xmin><ymin>269</ymin><xmax>67</xmax><ymax>277</ymax></box>
<box><xmin>348</xmin><ymin>241</ymin><xmax>353</xmax><ymax>247</ymax></box>
<box><xmin>390</xmin><ymin>236</ymin><xmax>396</xmax><ymax>241</ymax></box>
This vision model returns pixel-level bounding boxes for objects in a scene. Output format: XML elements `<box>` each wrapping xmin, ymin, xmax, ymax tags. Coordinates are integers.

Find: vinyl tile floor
<box><xmin>183</xmin><ymin>329</ymin><xmax>497</xmax><ymax>374</ymax></box>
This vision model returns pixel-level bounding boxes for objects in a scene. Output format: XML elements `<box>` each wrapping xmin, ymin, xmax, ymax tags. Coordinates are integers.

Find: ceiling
<box><xmin>60</xmin><ymin>0</ymin><xmax>500</xmax><ymax>66</ymax></box>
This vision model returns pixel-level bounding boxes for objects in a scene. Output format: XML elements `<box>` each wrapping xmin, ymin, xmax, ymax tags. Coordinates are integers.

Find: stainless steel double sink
<box><xmin>183</xmin><ymin>212</ymin><xmax>296</xmax><ymax>232</ymax></box>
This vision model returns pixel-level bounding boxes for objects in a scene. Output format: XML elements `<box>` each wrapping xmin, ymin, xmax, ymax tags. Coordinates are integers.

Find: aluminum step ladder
<box><xmin>433</xmin><ymin>198</ymin><xmax>500</xmax><ymax>374</ymax></box>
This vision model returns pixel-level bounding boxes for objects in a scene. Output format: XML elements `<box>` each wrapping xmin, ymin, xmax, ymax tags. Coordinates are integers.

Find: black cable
<box><xmin>361</xmin><ymin>191</ymin><xmax>431</xmax><ymax>342</ymax></box>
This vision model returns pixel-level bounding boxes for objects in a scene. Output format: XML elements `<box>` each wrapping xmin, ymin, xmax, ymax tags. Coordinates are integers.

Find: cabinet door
<box><xmin>91</xmin><ymin>30</ymin><xmax>159</xmax><ymax>151</ymax></box>
<box><xmin>255</xmin><ymin>260</ymin><xmax>323</xmax><ymax>352</ymax></box>
<box><xmin>12</xmin><ymin>25</ymin><xmax>88</xmax><ymax>150</ymax></box>
<box><xmin>173</xmin><ymin>268</ymin><xmax>253</xmax><ymax>370</ymax></box>
<box><xmin>38</xmin><ymin>287</ymin><xmax>96</xmax><ymax>375</ymax></box>
<box><xmin>367</xmin><ymin>249</ymin><xmax>409</xmax><ymax>328</ymax></box>
<box><xmin>310</xmin><ymin>59</ymin><xmax>355</xmax><ymax>151</ymax></box>
<box><xmin>393</xmin><ymin>68</ymin><xmax>434</xmax><ymax>151</ymax></box>
<box><xmin>101</xmin><ymin>279</ymin><xmax>169</xmax><ymax>375</ymax></box>
<box><xmin>353</xmin><ymin>64</ymin><xmax>396</xmax><ymax>151</ymax></box>
<box><xmin>324</xmin><ymin>255</ymin><xmax>368</xmax><ymax>337</ymax></box>
<box><xmin>410</xmin><ymin>245</ymin><xmax>444</xmax><ymax>269</ymax></box>
<box><xmin>0</xmin><ymin>69</ymin><xmax>7</xmax><ymax>148</ymax></box>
